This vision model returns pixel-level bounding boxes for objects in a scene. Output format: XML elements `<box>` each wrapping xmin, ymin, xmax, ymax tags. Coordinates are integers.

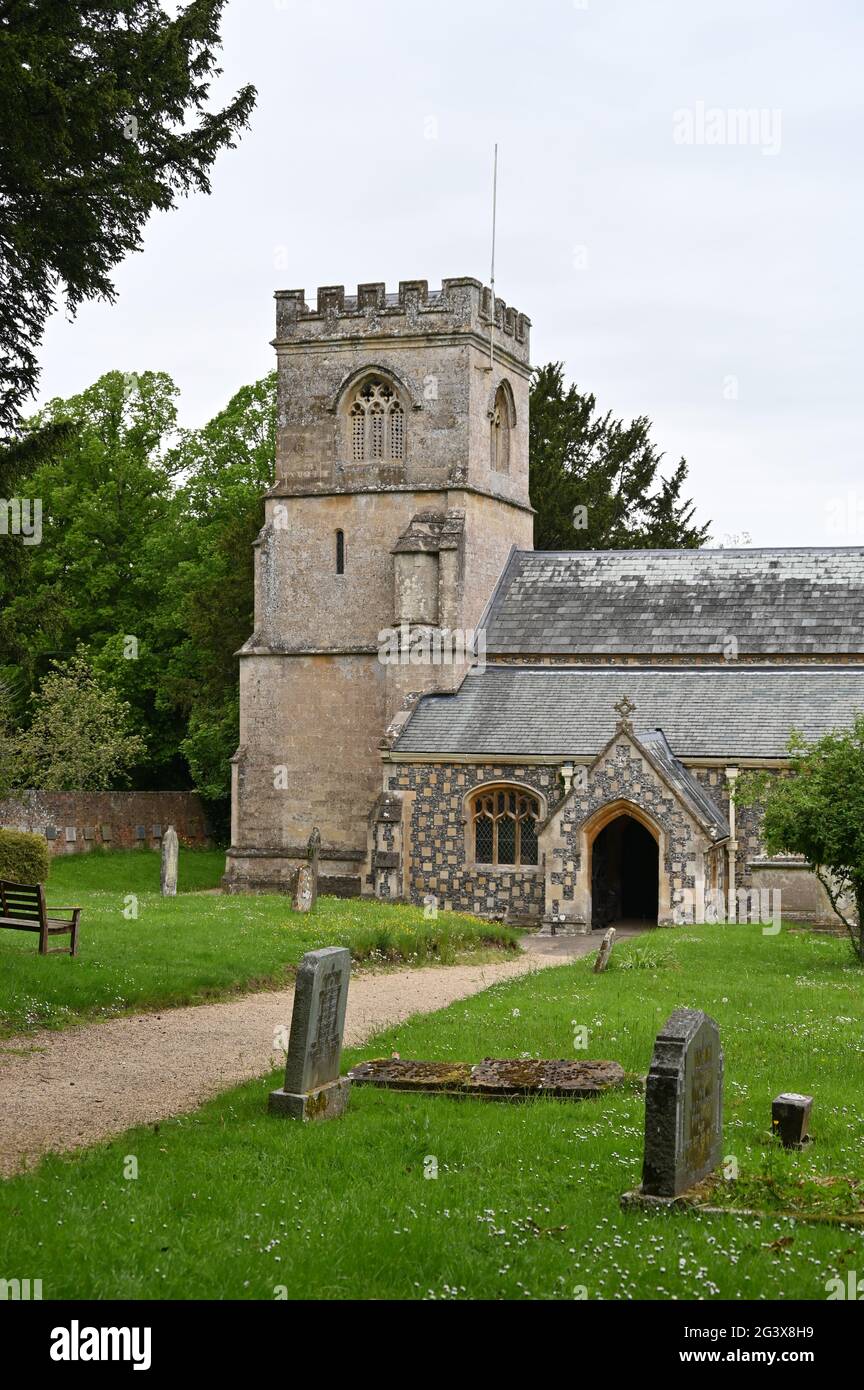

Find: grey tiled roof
<box><xmin>482</xmin><ymin>548</ymin><xmax>864</xmax><ymax>655</ymax></box>
<box><xmin>393</xmin><ymin>666</ymin><xmax>864</xmax><ymax>759</ymax></box>
<box><xmin>637</xmin><ymin>730</ymin><xmax>729</xmax><ymax>838</ymax></box>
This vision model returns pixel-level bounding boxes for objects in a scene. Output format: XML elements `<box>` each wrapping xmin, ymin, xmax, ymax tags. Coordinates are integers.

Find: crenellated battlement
<box><xmin>274</xmin><ymin>276</ymin><xmax>530</xmax><ymax>362</ymax></box>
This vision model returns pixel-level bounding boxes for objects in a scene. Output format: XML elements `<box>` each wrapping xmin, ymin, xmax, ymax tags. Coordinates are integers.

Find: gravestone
<box><xmin>350</xmin><ymin>1056</ymin><xmax>625</xmax><ymax>1100</ymax></box>
<box><xmin>269</xmin><ymin>947</ymin><xmax>351</xmax><ymax>1121</ymax></box>
<box><xmin>639</xmin><ymin>1008</ymin><xmax>723</xmax><ymax>1199</ymax></box>
<box><xmin>161</xmin><ymin>825</ymin><xmax>179</xmax><ymax>897</ymax></box>
<box><xmin>594</xmin><ymin>926</ymin><xmax>616</xmax><ymax>974</ymax></box>
<box><xmin>292</xmin><ymin>864</ymin><xmax>314</xmax><ymax>913</ymax></box>
<box><xmin>307</xmin><ymin>826</ymin><xmax>321</xmax><ymax>909</ymax></box>
<box><xmin>772</xmin><ymin>1092</ymin><xmax>813</xmax><ymax>1149</ymax></box>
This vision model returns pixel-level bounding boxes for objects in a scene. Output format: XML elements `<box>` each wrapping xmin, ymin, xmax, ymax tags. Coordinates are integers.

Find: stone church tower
<box><xmin>224</xmin><ymin>278</ymin><xmax>534</xmax><ymax>894</ymax></box>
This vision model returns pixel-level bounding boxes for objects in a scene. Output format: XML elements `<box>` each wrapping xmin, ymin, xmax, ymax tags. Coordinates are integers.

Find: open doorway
<box><xmin>590</xmin><ymin>813</ymin><xmax>659</xmax><ymax>929</ymax></box>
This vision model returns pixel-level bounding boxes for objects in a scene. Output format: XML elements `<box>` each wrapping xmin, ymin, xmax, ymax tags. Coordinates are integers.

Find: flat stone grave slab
<box><xmin>348</xmin><ymin>1057</ymin><xmax>624</xmax><ymax>1100</ymax></box>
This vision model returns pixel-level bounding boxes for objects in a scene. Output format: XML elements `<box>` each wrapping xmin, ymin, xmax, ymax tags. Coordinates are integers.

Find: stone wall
<box><xmin>0</xmin><ymin>791</ymin><xmax>212</xmax><ymax>855</ymax></box>
<box><xmin>381</xmin><ymin>762</ymin><xmax>559</xmax><ymax>921</ymax></box>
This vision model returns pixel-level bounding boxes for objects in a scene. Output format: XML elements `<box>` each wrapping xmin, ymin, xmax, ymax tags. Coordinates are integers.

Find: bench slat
<box><xmin>0</xmin><ymin>881</ymin><xmax>80</xmax><ymax>957</ymax></box>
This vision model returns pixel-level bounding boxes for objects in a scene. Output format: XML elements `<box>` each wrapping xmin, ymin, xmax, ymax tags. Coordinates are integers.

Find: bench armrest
<box><xmin>45</xmin><ymin>905</ymin><xmax>82</xmax><ymax>916</ymax></box>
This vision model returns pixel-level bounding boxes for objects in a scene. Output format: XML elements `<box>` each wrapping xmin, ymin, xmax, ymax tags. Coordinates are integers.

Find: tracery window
<box><xmin>471</xmin><ymin>787</ymin><xmax>540</xmax><ymax>866</ymax></box>
<box><xmin>349</xmin><ymin>378</ymin><xmax>405</xmax><ymax>462</ymax></box>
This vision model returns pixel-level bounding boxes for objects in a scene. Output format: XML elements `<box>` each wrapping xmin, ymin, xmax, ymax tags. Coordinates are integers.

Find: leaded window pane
<box><xmin>475</xmin><ymin>815</ymin><xmax>494</xmax><ymax>863</ymax></box>
<box><xmin>520</xmin><ymin>815</ymin><xmax>538</xmax><ymax>865</ymax></box>
<box><xmin>497</xmin><ymin>815</ymin><xmax>516</xmax><ymax>864</ymax></box>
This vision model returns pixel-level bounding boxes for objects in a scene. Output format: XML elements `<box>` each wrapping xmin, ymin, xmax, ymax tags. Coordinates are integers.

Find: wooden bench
<box><xmin>0</xmin><ymin>880</ymin><xmax>81</xmax><ymax>956</ymax></box>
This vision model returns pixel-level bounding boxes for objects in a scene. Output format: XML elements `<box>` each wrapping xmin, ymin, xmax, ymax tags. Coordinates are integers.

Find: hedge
<box><xmin>0</xmin><ymin>828</ymin><xmax>50</xmax><ymax>884</ymax></box>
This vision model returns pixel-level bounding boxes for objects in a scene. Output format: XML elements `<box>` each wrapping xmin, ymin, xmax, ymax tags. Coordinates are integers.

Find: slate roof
<box><xmin>636</xmin><ymin>729</ymin><xmax>729</xmax><ymax>838</ymax></box>
<box><xmin>392</xmin><ymin>666</ymin><xmax>864</xmax><ymax>760</ymax></box>
<box><xmin>481</xmin><ymin>548</ymin><xmax>864</xmax><ymax>656</ymax></box>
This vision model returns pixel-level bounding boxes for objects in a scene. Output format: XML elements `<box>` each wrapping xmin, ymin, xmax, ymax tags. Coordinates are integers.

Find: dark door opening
<box><xmin>591</xmin><ymin>814</ymin><xmax>659</xmax><ymax>929</ymax></box>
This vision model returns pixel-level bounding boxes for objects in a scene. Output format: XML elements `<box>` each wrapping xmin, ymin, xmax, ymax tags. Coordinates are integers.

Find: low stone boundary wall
<box><xmin>0</xmin><ymin>791</ymin><xmax>213</xmax><ymax>854</ymax></box>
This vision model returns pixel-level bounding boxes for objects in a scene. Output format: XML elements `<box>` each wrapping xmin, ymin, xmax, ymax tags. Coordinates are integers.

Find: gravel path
<box><xmin>0</xmin><ymin>932</ymin><xmax>634</xmax><ymax>1177</ymax></box>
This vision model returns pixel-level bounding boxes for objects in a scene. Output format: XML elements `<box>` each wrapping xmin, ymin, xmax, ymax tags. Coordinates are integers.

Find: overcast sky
<box><xmin>35</xmin><ymin>0</ymin><xmax>863</xmax><ymax>548</ymax></box>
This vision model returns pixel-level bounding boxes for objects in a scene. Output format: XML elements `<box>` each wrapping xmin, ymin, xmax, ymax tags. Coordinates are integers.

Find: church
<box><xmin>222</xmin><ymin>277</ymin><xmax>864</xmax><ymax>930</ymax></box>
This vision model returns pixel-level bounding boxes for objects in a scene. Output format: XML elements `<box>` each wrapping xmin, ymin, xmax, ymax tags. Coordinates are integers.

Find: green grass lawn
<box><xmin>0</xmin><ymin>849</ymin><xmax>517</xmax><ymax>1036</ymax></box>
<box><xmin>1</xmin><ymin>922</ymin><xmax>862</xmax><ymax>1300</ymax></box>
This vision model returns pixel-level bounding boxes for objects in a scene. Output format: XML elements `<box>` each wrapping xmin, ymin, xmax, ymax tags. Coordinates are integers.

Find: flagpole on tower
<box><xmin>489</xmin><ymin>142</ymin><xmax>498</xmax><ymax>374</ymax></box>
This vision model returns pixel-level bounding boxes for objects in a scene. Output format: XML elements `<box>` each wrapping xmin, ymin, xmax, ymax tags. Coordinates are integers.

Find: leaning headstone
<box><xmin>292</xmin><ymin>864</ymin><xmax>314</xmax><ymax>913</ymax></box>
<box><xmin>269</xmin><ymin>947</ymin><xmax>351</xmax><ymax>1121</ymax></box>
<box><xmin>628</xmin><ymin>1008</ymin><xmax>723</xmax><ymax>1202</ymax></box>
<box><xmin>772</xmin><ymin>1092</ymin><xmax>813</xmax><ymax>1149</ymax></box>
<box><xmin>593</xmin><ymin>926</ymin><xmax>616</xmax><ymax>974</ymax></box>
<box><xmin>161</xmin><ymin>825</ymin><xmax>179</xmax><ymax>897</ymax></box>
<box><xmin>307</xmin><ymin>826</ymin><xmax>321</xmax><ymax>909</ymax></box>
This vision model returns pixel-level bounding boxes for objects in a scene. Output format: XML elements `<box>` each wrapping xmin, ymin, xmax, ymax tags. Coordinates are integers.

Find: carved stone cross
<box><xmin>614</xmin><ymin>694</ymin><xmax>636</xmax><ymax>725</ymax></box>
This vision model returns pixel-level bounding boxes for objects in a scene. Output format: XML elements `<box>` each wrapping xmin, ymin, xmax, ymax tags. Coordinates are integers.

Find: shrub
<box><xmin>615</xmin><ymin>944</ymin><xmax>675</xmax><ymax>971</ymax></box>
<box><xmin>0</xmin><ymin>828</ymin><xmax>50</xmax><ymax>884</ymax></box>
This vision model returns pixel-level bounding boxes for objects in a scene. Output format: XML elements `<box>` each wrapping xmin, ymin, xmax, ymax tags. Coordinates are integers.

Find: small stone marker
<box><xmin>160</xmin><ymin>825</ymin><xmax>179</xmax><ymax>897</ymax></box>
<box><xmin>292</xmin><ymin>864</ymin><xmax>314</xmax><ymax>913</ymax></box>
<box><xmin>307</xmin><ymin>826</ymin><xmax>321</xmax><ymax>909</ymax></box>
<box><xmin>633</xmin><ymin>1008</ymin><xmax>723</xmax><ymax>1201</ymax></box>
<box><xmin>269</xmin><ymin>947</ymin><xmax>351</xmax><ymax>1121</ymax></box>
<box><xmin>594</xmin><ymin>926</ymin><xmax>616</xmax><ymax>974</ymax></box>
<box><xmin>772</xmin><ymin>1093</ymin><xmax>813</xmax><ymax>1149</ymax></box>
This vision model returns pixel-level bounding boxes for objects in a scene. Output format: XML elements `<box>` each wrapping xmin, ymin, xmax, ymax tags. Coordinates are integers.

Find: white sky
<box><xmin>35</xmin><ymin>0</ymin><xmax>864</xmax><ymax>547</ymax></box>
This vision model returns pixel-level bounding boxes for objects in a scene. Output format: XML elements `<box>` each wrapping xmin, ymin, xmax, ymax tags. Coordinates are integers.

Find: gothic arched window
<box><xmin>470</xmin><ymin>787</ymin><xmax>540</xmax><ymax>866</ymax></box>
<box><xmin>490</xmin><ymin>383</ymin><xmax>512</xmax><ymax>472</ymax></box>
<box><xmin>348</xmin><ymin>377</ymin><xmax>405</xmax><ymax>462</ymax></box>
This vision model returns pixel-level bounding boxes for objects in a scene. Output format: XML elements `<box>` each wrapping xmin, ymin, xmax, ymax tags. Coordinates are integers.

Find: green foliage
<box><xmin>0</xmin><ymin>0</ymin><xmax>255</xmax><ymax>436</ymax></box>
<box><xmin>160</xmin><ymin>373</ymin><xmax>276</xmax><ymax>799</ymax></box>
<box><xmin>737</xmin><ymin>719</ymin><xmax>864</xmax><ymax>959</ymax></box>
<box><xmin>12</xmin><ymin>647</ymin><xmax>146</xmax><ymax>791</ymax></box>
<box><xmin>0</xmin><ymin>675</ymin><xmax>15</xmax><ymax>796</ymax></box>
<box><xmin>0</xmin><ymin>827</ymin><xmax>50</xmax><ymax>884</ymax></box>
<box><xmin>0</xmin><ymin>370</ymin><xmax>275</xmax><ymax>801</ymax></box>
<box><xmin>1</xmin><ymin>371</ymin><xmax>180</xmax><ymax>681</ymax></box>
<box><xmin>529</xmin><ymin>363</ymin><xmax>710</xmax><ymax>550</ymax></box>
<box><xmin>614</xmin><ymin>943</ymin><xmax>675</xmax><ymax>970</ymax></box>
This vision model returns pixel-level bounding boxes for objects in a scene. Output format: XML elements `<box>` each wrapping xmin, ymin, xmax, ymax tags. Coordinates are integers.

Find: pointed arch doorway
<box><xmin>585</xmin><ymin>801</ymin><xmax>661</xmax><ymax>931</ymax></box>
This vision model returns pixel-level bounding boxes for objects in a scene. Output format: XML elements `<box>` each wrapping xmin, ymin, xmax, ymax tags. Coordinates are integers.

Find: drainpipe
<box><xmin>725</xmin><ymin>767</ymin><xmax>739</xmax><ymax>922</ymax></box>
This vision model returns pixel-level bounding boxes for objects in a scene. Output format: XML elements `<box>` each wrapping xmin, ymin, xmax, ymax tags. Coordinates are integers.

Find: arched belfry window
<box><xmin>348</xmin><ymin>377</ymin><xmax>405</xmax><ymax>462</ymax></box>
<box><xmin>471</xmin><ymin>787</ymin><xmax>540</xmax><ymax>866</ymax></box>
<box><xmin>490</xmin><ymin>383</ymin><xmax>513</xmax><ymax>472</ymax></box>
